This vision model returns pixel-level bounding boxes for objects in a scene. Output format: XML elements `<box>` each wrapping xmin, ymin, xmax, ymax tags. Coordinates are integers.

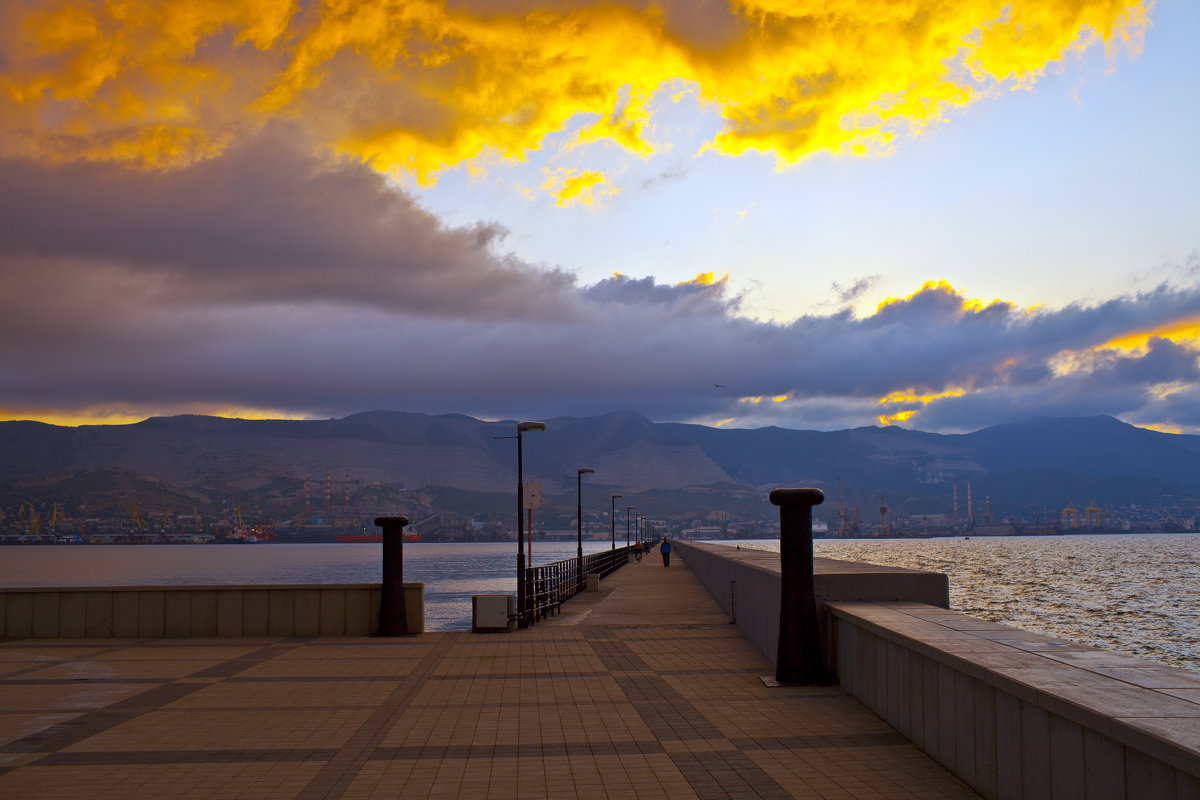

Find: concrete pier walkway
<box><xmin>0</xmin><ymin>552</ymin><xmax>980</xmax><ymax>799</ymax></box>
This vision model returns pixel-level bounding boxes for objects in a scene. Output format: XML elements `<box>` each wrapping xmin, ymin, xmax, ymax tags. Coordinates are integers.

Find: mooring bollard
<box><xmin>770</xmin><ymin>488</ymin><xmax>825</xmax><ymax>684</ymax></box>
<box><xmin>375</xmin><ymin>516</ymin><xmax>410</xmax><ymax>636</ymax></box>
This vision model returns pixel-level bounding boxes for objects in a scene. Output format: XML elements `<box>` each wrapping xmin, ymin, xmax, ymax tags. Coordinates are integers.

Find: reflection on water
<box><xmin>0</xmin><ymin>541</ymin><xmax>621</xmax><ymax>632</ymax></box>
<box><xmin>724</xmin><ymin>534</ymin><xmax>1200</xmax><ymax>672</ymax></box>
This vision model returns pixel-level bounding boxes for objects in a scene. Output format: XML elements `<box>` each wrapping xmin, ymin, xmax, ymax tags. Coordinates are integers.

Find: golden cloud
<box><xmin>0</xmin><ymin>404</ymin><xmax>302</xmax><ymax>427</ymax></box>
<box><xmin>1048</xmin><ymin>317</ymin><xmax>1200</xmax><ymax>378</ymax></box>
<box><xmin>877</xmin><ymin>386</ymin><xmax>969</xmax><ymax>426</ymax></box>
<box><xmin>1</xmin><ymin>0</ymin><xmax>1150</xmax><ymax>184</ymax></box>
<box><xmin>1101</xmin><ymin>317</ymin><xmax>1200</xmax><ymax>354</ymax></box>
<box><xmin>875</xmin><ymin>279</ymin><xmax>1013</xmax><ymax>315</ymax></box>
<box><xmin>542</xmin><ymin>167</ymin><xmax>616</xmax><ymax>206</ymax></box>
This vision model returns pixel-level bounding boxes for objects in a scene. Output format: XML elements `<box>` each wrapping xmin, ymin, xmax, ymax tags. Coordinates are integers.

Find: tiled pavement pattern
<box><xmin>0</xmin><ymin>553</ymin><xmax>981</xmax><ymax>799</ymax></box>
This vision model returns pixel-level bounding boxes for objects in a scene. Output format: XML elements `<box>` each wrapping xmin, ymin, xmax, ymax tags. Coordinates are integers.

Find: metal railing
<box><xmin>522</xmin><ymin>545</ymin><xmax>633</xmax><ymax>625</ymax></box>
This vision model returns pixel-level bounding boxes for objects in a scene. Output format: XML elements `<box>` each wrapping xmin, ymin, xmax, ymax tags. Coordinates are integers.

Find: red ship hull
<box><xmin>334</xmin><ymin>534</ymin><xmax>421</xmax><ymax>543</ymax></box>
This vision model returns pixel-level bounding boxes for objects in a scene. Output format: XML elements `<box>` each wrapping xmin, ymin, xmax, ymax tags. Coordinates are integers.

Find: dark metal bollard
<box><xmin>375</xmin><ymin>516</ymin><xmax>410</xmax><ymax>636</ymax></box>
<box><xmin>770</xmin><ymin>488</ymin><xmax>825</xmax><ymax>684</ymax></box>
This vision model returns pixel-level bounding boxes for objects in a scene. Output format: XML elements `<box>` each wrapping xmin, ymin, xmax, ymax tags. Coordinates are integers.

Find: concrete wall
<box><xmin>830</xmin><ymin>602</ymin><xmax>1200</xmax><ymax>800</ymax></box>
<box><xmin>671</xmin><ymin>541</ymin><xmax>1200</xmax><ymax>800</ymax></box>
<box><xmin>0</xmin><ymin>584</ymin><xmax>424</xmax><ymax>638</ymax></box>
<box><xmin>672</xmin><ymin>539</ymin><xmax>948</xmax><ymax>665</ymax></box>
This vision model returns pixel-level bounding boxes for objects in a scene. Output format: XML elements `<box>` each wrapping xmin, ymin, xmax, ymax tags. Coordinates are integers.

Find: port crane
<box><xmin>23</xmin><ymin>502</ymin><xmax>41</xmax><ymax>539</ymax></box>
<box><xmin>837</xmin><ymin>477</ymin><xmax>848</xmax><ymax>537</ymax></box>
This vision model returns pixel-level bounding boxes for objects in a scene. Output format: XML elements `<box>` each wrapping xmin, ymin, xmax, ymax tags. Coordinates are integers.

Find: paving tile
<box><xmin>0</xmin><ymin>553</ymin><xmax>983</xmax><ymax>800</ymax></box>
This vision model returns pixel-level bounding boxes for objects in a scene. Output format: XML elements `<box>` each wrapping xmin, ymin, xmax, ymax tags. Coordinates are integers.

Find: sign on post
<box><xmin>523</xmin><ymin>481</ymin><xmax>542</xmax><ymax>509</ymax></box>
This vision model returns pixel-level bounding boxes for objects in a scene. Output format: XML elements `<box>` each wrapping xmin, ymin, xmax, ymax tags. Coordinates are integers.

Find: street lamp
<box><xmin>633</xmin><ymin>513</ymin><xmax>641</xmax><ymax>547</ymax></box>
<box><xmin>610</xmin><ymin>494</ymin><xmax>622</xmax><ymax>549</ymax></box>
<box><xmin>516</xmin><ymin>421</ymin><xmax>545</xmax><ymax>627</ymax></box>
<box><xmin>626</xmin><ymin>506</ymin><xmax>635</xmax><ymax>549</ymax></box>
<box><xmin>577</xmin><ymin>468</ymin><xmax>594</xmax><ymax>589</ymax></box>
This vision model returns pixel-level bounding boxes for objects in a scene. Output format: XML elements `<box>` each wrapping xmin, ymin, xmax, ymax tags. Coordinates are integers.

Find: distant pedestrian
<box><xmin>633</xmin><ymin>541</ymin><xmax>644</xmax><ymax>562</ymax></box>
<box><xmin>660</xmin><ymin>537</ymin><xmax>671</xmax><ymax>567</ymax></box>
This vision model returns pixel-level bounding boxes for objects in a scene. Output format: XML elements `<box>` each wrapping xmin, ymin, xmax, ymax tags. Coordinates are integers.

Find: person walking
<box><xmin>660</xmin><ymin>537</ymin><xmax>671</xmax><ymax>567</ymax></box>
<box><xmin>633</xmin><ymin>540</ymin><xmax>644</xmax><ymax>563</ymax></box>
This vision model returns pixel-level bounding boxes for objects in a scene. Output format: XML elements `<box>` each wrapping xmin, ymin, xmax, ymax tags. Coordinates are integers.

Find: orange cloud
<box><xmin>0</xmin><ymin>0</ymin><xmax>1150</xmax><ymax>183</ymax></box>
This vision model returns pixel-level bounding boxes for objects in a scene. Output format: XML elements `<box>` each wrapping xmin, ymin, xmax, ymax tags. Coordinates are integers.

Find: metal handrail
<box><xmin>521</xmin><ymin>545</ymin><xmax>633</xmax><ymax>625</ymax></box>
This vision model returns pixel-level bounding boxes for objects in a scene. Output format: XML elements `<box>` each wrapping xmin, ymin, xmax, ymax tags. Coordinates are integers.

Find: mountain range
<box><xmin>2</xmin><ymin>411</ymin><xmax>1199</xmax><ymax>523</ymax></box>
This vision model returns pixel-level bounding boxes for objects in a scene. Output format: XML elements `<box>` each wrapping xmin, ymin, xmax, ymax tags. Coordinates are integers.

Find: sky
<box><xmin>1</xmin><ymin>0</ymin><xmax>1198</xmax><ymax>434</ymax></box>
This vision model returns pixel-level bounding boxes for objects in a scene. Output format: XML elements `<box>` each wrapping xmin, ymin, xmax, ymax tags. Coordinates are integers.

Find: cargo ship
<box><xmin>334</xmin><ymin>534</ymin><xmax>421</xmax><ymax>543</ymax></box>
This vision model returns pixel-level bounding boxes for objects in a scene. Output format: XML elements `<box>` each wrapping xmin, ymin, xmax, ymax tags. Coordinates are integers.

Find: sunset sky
<box><xmin>1</xmin><ymin>0</ymin><xmax>1197</xmax><ymax>434</ymax></box>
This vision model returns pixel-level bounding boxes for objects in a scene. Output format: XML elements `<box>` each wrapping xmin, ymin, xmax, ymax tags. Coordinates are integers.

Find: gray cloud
<box><xmin>638</xmin><ymin>164</ymin><xmax>691</xmax><ymax>192</ymax></box>
<box><xmin>0</xmin><ymin>125</ymin><xmax>577</xmax><ymax>320</ymax></box>
<box><xmin>1</xmin><ymin>128</ymin><xmax>1198</xmax><ymax>433</ymax></box>
<box><xmin>830</xmin><ymin>276</ymin><xmax>879</xmax><ymax>305</ymax></box>
<box><xmin>580</xmin><ymin>272</ymin><xmax>737</xmax><ymax>315</ymax></box>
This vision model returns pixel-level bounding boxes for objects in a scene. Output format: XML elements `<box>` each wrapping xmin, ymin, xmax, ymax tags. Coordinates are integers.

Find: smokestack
<box><xmin>967</xmin><ymin>482</ymin><xmax>973</xmax><ymax>523</ymax></box>
<box><xmin>324</xmin><ymin>467</ymin><xmax>331</xmax><ymax>516</ymax></box>
<box><xmin>304</xmin><ymin>472</ymin><xmax>311</xmax><ymax>521</ymax></box>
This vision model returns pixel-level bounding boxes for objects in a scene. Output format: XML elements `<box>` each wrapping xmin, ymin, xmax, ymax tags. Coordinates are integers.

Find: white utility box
<box><xmin>472</xmin><ymin>594</ymin><xmax>515</xmax><ymax>633</ymax></box>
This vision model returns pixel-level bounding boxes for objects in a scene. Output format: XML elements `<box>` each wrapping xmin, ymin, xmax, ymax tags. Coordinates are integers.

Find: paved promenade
<box><xmin>0</xmin><ymin>551</ymin><xmax>980</xmax><ymax>799</ymax></box>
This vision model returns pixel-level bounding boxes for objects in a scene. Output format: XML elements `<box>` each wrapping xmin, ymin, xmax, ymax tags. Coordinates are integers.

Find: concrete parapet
<box><xmin>0</xmin><ymin>583</ymin><xmax>424</xmax><ymax>639</ymax></box>
<box><xmin>670</xmin><ymin>540</ymin><xmax>1199</xmax><ymax>799</ymax></box>
<box><xmin>671</xmin><ymin>539</ymin><xmax>948</xmax><ymax>666</ymax></box>
<box><xmin>830</xmin><ymin>602</ymin><xmax>1200</xmax><ymax>800</ymax></box>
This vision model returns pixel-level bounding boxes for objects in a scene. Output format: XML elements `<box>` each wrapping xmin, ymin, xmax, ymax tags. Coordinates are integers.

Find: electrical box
<box><xmin>472</xmin><ymin>594</ymin><xmax>515</xmax><ymax>633</ymax></box>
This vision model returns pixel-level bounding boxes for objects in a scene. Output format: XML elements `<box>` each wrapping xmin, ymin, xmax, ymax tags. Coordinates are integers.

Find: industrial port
<box><xmin>3</xmin><ymin>469</ymin><xmax>1196</xmax><ymax>545</ymax></box>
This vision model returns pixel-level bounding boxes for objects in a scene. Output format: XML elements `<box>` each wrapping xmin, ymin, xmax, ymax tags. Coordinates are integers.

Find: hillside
<box><xmin>1</xmin><ymin>411</ymin><xmax>1197</xmax><ymax>522</ymax></box>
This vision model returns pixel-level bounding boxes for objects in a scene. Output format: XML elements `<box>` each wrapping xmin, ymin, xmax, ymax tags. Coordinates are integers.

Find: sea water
<box><xmin>726</xmin><ymin>533</ymin><xmax>1200</xmax><ymax>671</ymax></box>
<box><xmin>0</xmin><ymin>541</ymin><xmax>619</xmax><ymax>632</ymax></box>
<box><xmin>1</xmin><ymin>535</ymin><xmax>1196</xmax><ymax>671</ymax></box>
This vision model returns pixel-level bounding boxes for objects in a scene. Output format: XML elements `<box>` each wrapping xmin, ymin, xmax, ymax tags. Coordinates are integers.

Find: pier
<box><xmin>0</xmin><ymin>550</ymin><xmax>981</xmax><ymax>799</ymax></box>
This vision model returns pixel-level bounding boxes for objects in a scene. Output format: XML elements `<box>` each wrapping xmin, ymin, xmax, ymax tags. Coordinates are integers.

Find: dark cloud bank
<box><xmin>1</xmin><ymin>129</ymin><xmax>1198</xmax><ymax>432</ymax></box>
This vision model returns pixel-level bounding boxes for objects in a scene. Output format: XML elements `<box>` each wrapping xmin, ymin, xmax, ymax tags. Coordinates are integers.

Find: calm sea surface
<box><xmin>727</xmin><ymin>534</ymin><xmax>1199</xmax><ymax>672</ymax></box>
<box><xmin>2</xmin><ymin>535</ymin><xmax>1197</xmax><ymax>672</ymax></box>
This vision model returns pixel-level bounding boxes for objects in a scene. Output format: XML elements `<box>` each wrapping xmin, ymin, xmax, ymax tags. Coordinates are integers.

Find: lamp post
<box><xmin>633</xmin><ymin>514</ymin><xmax>640</xmax><ymax>547</ymax></box>
<box><xmin>577</xmin><ymin>467</ymin><xmax>594</xmax><ymax>590</ymax></box>
<box><xmin>610</xmin><ymin>494</ymin><xmax>622</xmax><ymax>549</ymax></box>
<box><xmin>626</xmin><ymin>506</ymin><xmax>634</xmax><ymax>549</ymax></box>
<box><xmin>515</xmin><ymin>421</ymin><xmax>545</xmax><ymax>628</ymax></box>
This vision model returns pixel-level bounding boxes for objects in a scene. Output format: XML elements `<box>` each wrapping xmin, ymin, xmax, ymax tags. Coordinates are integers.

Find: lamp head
<box><xmin>578</xmin><ymin>467</ymin><xmax>595</xmax><ymax>476</ymax></box>
<box><xmin>517</xmin><ymin>421</ymin><xmax>546</xmax><ymax>432</ymax></box>
<box><xmin>611</xmin><ymin>493</ymin><xmax>622</xmax><ymax>500</ymax></box>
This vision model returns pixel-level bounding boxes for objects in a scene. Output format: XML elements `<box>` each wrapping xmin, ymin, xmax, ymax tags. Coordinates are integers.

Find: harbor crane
<box><xmin>837</xmin><ymin>477</ymin><xmax>848</xmax><ymax>537</ymax></box>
